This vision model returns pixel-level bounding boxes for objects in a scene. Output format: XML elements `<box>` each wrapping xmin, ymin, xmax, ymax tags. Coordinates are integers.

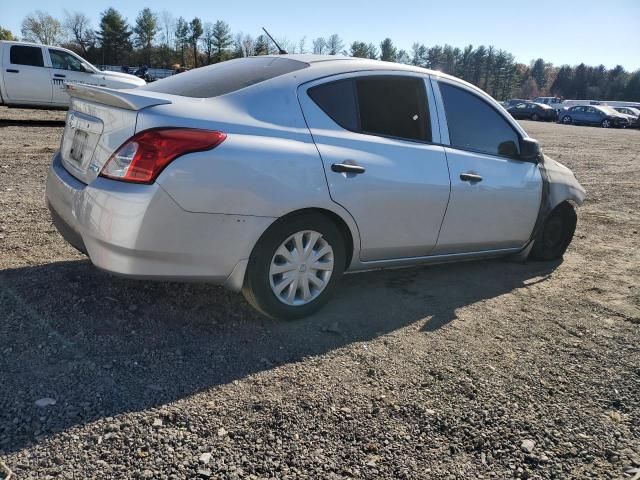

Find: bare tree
<box><xmin>240</xmin><ymin>33</ymin><xmax>254</xmax><ymax>57</ymax></box>
<box><xmin>21</xmin><ymin>10</ymin><xmax>64</xmax><ymax>45</ymax></box>
<box><xmin>63</xmin><ymin>11</ymin><xmax>93</xmax><ymax>55</ymax></box>
<box><xmin>159</xmin><ymin>11</ymin><xmax>174</xmax><ymax>48</ymax></box>
<box><xmin>297</xmin><ymin>37</ymin><xmax>306</xmax><ymax>54</ymax></box>
<box><xmin>312</xmin><ymin>37</ymin><xmax>327</xmax><ymax>54</ymax></box>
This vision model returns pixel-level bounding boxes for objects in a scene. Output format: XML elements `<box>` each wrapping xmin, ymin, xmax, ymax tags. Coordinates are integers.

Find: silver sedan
<box><xmin>46</xmin><ymin>55</ymin><xmax>586</xmax><ymax>319</ymax></box>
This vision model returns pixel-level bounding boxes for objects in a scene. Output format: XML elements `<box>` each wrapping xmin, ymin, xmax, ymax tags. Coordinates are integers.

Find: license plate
<box><xmin>69</xmin><ymin>130</ymin><xmax>89</xmax><ymax>164</ymax></box>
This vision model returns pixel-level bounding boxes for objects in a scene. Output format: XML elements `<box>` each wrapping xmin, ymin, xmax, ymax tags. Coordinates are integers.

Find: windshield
<box><xmin>140</xmin><ymin>57</ymin><xmax>309</xmax><ymax>98</ymax></box>
<box><xmin>599</xmin><ymin>106</ymin><xmax>620</xmax><ymax>115</ymax></box>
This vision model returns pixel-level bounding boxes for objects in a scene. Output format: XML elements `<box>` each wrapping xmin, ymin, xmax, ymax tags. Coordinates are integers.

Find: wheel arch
<box><xmin>224</xmin><ymin>206</ymin><xmax>359</xmax><ymax>293</ymax></box>
<box><xmin>271</xmin><ymin>207</ymin><xmax>356</xmax><ymax>270</ymax></box>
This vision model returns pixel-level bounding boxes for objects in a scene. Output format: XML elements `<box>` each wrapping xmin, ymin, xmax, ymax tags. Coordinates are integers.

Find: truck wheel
<box><xmin>530</xmin><ymin>203</ymin><xmax>577</xmax><ymax>261</ymax></box>
<box><xmin>242</xmin><ymin>213</ymin><xmax>345</xmax><ymax>320</ymax></box>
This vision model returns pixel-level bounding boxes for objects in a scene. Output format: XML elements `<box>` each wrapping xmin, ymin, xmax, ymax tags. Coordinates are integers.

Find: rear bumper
<box><xmin>45</xmin><ymin>151</ymin><xmax>275</xmax><ymax>290</ymax></box>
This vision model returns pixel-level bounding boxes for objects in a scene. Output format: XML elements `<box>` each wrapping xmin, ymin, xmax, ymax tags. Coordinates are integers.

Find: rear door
<box><xmin>298</xmin><ymin>72</ymin><xmax>451</xmax><ymax>261</ymax></box>
<box><xmin>432</xmin><ymin>79</ymin><xmax>542</xmax><ymax>254</ymax></box>
<box><xmin>2</xmin><ymin>44</ymin><xmax>52</xmax><ymax>104</ymax></box>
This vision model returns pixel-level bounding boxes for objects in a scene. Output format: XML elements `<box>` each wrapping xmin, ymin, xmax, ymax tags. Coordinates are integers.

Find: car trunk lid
<box><xmin>60</xmin><ymin>84</ymin><xmax>173</xmax><ymax>184</ymax></box>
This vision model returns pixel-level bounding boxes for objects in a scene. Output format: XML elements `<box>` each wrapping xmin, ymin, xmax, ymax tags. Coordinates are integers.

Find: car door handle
<box><xmin>54</xmin><ymin>73</ymin><xmax>66</xmax><ymax>78</ymax></box>
<box><xmin>6</xmin><ymin>69</ymin><xmax>19</xmax><ymax>73</ymax></box>
<box><xmin>460</xmin><ymin>172</ymin><xmax>483</xmax><ymax>182</ymax></box>
<box><xmin>331</xmin><ymin>163</ymin><xmax>366</xmax><ymax>174</ymax></box>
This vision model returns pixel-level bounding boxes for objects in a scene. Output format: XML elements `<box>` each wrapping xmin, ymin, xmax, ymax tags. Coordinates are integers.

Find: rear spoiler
<box><xmin>66</xmin><ymin>84</ymin><xmax>172</xmax><ymax>111</ymax></box>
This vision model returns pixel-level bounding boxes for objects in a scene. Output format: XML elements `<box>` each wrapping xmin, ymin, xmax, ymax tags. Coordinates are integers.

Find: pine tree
<box><xmin>133</xmin><ymin>8</ymin><xmax>158</xmax><ymax>65</ymax></box>
<box><xmin>96</xmin><ymin>8</ymin><xmax>132</xmax><ymax>65</ymax></box>
<box><xmin>379</xmin><ymin>38</ymin><xmax>397</xmax><ymax>62</ymax></box>
<box><xmin>210</xmin><ymin>20</ymin><xmax>232</xmax><ymax>63</ymax></box>
<box><xmin>189</xmin><ymin>18</ymin><xmax>203</xmax><ymax>67</ymax></box>
<box><xmin>254</xmin><ymin>35</ymin><xmax>269</xmax><ymax>55</ymax></box>
<box><xmin>174</xmin><ymin>17</ymin><xmax>189</xmax><ymax>66</ymax></box>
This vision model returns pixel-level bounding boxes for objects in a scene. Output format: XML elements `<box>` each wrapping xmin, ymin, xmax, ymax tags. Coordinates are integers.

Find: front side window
<box><xmin>49</xmin><ymin>49</ymin><xmax>85</xmax><ymax>72</ymax></box>
<box><xmin>10</xmin><ymin>45</ymin><xmax>44</xmax><ymax>67</ymax></box>
<box><xmin>439</xmin><ymin>82</ymin><xmax>520</xmax><ymax>157</ymax></box>
<box><xmin>308</xmin><ymin>76</ymin><xmax>431</xmax><ymax>142</ymax></box>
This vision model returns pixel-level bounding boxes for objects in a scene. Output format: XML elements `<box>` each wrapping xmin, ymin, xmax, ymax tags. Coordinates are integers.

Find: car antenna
<box><xmin>262</xmin><ymin>27</ymin><xmax>288</xmax><ymax>55</ymax></box>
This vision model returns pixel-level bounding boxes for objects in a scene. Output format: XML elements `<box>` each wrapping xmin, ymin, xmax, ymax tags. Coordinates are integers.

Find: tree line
<box><xmin>2</xmin><ymin>9</ymin><xmax>639</xmax><ymax>101</ymax></box>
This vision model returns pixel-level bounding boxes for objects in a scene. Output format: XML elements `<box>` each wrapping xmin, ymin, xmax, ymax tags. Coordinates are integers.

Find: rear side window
<box><xmin>440</xmin><ymin>83</ymin><xmax>520</xmax><ymax>157</ymax></box>
<box><xmin>309</xmin><ymin>76</ymin><xmax>431</xmax><ymax>142</ymax></box>
<box><xmin>308</xmin><ymin>79</ymin><xmax>358</xmax><ymax>131</ymax></box>
<box><xmin>10</xmin><ymin>45</ymin><xmax>44</xmax><ymax>67</ymax></box>
<box><xmin>140</xmin><ymin>57</ymin><xmax>308</xmax><ymax>98</ymax></box>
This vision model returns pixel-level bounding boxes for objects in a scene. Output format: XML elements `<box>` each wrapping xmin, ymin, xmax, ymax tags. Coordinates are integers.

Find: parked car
<box><xmin>507</xmin><ymin>102</ymin><xmax>558</xmax><ymax>121</ymax></box>
<box><xmin>559</xmin><ymin>105</ymin><xmax>630</xmax><ymax>128</ymax></box>
<box><xmin>613</xmin><ymin>106</ymin><xmax>640</xmax><ymax>127</ymax></box>
<box><xmin>504</xmin><ymin>98</ymin><xmax>531</xmax><ymax>109</ymax></box>
<box><xmin>0</xmin><ymin>40</ymin><xmax>145</xmax><ymax>109</ymax></box>
<box><xmin>46</xmin><ymin>55</ymin><xmax>586</xmax><ymax>319</ymax></box>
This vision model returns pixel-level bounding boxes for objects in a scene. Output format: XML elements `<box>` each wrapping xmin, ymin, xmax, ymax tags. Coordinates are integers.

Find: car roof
<box><xmin>257</xmin><ymin>53</ymin><xmax>452</xmax><ymax>78</ymax></box>
<box><xmin>256</xmin><ymin>54</ymin><xmax>496</xmax><ymax>98</ymax></box>
<box><xmin>0</xmin><ymin>40</ymin><xmax>76</xmax><ymax>55</ymax></box>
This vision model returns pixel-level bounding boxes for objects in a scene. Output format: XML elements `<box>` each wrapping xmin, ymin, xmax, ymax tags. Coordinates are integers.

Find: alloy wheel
<box><xmin>269</xmin><ymin>230</ymin><xmax>334</xmax><ymax>306</ymax></box>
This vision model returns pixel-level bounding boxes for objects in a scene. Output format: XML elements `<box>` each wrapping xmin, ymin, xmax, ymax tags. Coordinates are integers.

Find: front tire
<box><xmin>531</xmin><ymin>113</ymin><xmax>539</xmax><ymax>121</ymax></box>
<box><xmin>530</xmin><ymin>203</ymin><xmax>577</xmax><ymax>261</ymax></box>
<box><xmin>242</xmin><ymin>213</ymin><xmax>345</xmax><ymax>320</ymax></box>
<box><xmin>562</xmin><ymin>115</ymin><xmax>572</xmax><ymax>125</ymax></box>
<box><xmin>601</xmin><ymin>119</ymin><xmax>612</xmax><ymax>128</ymax></box>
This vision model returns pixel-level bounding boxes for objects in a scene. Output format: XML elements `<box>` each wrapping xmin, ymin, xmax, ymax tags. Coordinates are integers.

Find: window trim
<box><xmin>432</xmin><ymin>77</ymin><xmax>532</xmax><ymax>162</ymax></box>
<box><xmin>303</xmin><ymin>71</ymin><xmax>439</xmax><ymax>146</ymax></box>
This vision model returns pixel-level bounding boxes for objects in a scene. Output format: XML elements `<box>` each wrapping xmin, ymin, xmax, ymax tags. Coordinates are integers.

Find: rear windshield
<box><xmin>139</xmin><ymin>57</ymin><xmax>309</xmax><ymax>98</ymax></box>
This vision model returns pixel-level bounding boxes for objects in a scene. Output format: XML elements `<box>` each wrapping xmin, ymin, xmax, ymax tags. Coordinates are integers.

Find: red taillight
<box><xmin>100</xmin><ymin>128</ymin><xmax>226</xmax><ymax>183</ymax></box>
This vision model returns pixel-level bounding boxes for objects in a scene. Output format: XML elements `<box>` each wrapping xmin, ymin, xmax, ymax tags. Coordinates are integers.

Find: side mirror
<box><xmin>519</xmin><ymin>137</ymin><xmax>541</xmax><ymax>163</ymax></box>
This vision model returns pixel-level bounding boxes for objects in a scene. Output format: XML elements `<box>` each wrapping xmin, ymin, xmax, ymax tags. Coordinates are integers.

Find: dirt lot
<box><xmin>0</xmin><ymin>107</ymin><xmax>638</xmax><ymax>479</ymax></box>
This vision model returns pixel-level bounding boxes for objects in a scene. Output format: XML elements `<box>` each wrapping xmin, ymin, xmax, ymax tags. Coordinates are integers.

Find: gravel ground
<box><xmin>0</xmin><ymin>107</ymin><xmax>639</xmax><ymax>479</ymax></box>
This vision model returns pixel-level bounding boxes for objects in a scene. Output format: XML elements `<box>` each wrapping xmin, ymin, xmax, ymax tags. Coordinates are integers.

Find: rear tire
<box><xmin>529</xmin><ymin>203</ymin><xmax>577</xmax><ymax>261</ymax></box>
<box><xmin>562</xmin><ymin>115</ymin><xmax>572</xmax><ymax>125</ymax></box>
<box><xmin>242</xmin><ymin>213</ymin><xmax>345</xmax><ymax>320</ymax></box>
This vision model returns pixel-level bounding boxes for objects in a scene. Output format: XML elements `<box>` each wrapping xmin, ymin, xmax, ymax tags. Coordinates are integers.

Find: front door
<box><xmin>298</xmin><ymin>73</ymin><xmax>451</xmax><ymax>261</ymax></box>
<box><xmin>2</xmin><ymin>44</ymin><xmax>52</xmax><ymax>104</ymax></box>
<box><xmin>47</xmin><ymin>48</ymin><xmax>95</xmax><ymax>105</ymax></box>
<box><xmin>433</xmin><ymin>80</ymin><xmax>542</xmax><ymax>254</ymax></box>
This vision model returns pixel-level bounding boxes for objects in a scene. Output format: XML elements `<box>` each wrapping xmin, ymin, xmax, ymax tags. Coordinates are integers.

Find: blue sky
<box><xmin>2</xmin><ymin>0</ymin><xmax>639</xmax><ymax>70</ymax></box>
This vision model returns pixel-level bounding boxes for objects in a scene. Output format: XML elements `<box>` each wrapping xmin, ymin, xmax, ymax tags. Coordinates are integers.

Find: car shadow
<box><xmin>0</xmin><ymin>257</ymin><xmax>559</xmax><ymax>453</ymax></box>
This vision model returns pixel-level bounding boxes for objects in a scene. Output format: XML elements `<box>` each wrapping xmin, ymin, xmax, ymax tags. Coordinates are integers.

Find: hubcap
<box><xmin>602</xmin><ymin>120</ymin><xmax>610</xmax><ymax>128</ymax></box>
<box><xmin>269</xmin><ymin>230</ymin><xmax>334</xmax><ymax>306</ymax></box>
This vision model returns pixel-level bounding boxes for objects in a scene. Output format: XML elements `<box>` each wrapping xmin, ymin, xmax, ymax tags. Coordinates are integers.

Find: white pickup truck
<box><xmin>0</xmin><ymin>41</ymin><xmax>145</xmax><ymax>109</ymax></box>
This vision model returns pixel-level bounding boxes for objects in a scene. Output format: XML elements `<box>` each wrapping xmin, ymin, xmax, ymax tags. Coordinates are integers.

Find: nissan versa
<box><xmin>46</xmin><ymin>55</ymin><xmax>586</xmax><ymax>319</ymax></box>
